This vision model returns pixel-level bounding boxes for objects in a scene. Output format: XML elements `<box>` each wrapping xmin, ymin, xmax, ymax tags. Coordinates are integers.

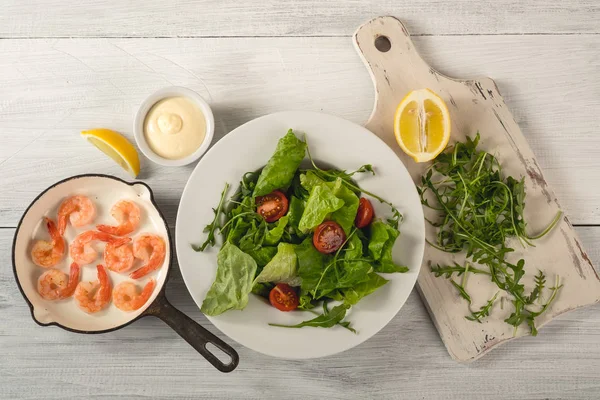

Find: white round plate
<box><xmin>176</xmin><ymin>111</ymin><xmax>425</xmax><ymax>359</ymax></box>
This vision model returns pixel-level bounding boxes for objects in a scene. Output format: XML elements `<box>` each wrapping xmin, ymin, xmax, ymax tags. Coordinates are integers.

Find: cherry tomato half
<box><xmin>355</xmin><ymin>197</ymin><xmax>375</xmax><ymax>228</ymax></box>
<box><xmin>269</xmin><ymin>283</ymin><xmax>299</xmax><ymax>311</ymax></box>
<box><xmin>256</xmin><ymin>190</ymin><xmax>289</xmax><ymax>223</ymax></box>
<box><xmin>313</xmin><ymin>221</ymin><xmax>346</xmax><ymax>254</ymax></box>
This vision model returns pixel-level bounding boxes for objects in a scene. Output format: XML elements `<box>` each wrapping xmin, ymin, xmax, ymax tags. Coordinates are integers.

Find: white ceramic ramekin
<box><xmin>133</xmin><ymin>86</ymin><xmax>215</xmax><ymax>167</ymax></box>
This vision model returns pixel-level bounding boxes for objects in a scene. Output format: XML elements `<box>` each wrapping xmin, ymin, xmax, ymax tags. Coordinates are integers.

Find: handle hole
<box><xmin>206</xmin><ymin>342</ymin><xmax>233</xmax><ymax>365</ymax></box>
<box><xmin>375</xmin><ymin>35</ymin><xmax>392</xmax><ymax>53</ymax></box>
<box><xmin>374</xmin><ymin>35</ymin><xmax>391</xmax><ymax>52</ymax></box>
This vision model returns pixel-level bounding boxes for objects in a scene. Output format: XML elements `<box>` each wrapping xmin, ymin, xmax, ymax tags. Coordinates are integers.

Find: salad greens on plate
<box><xmin>193</xmin><ymin>129</ymin><xmax>408</xmax><ymax>331</ymax></box>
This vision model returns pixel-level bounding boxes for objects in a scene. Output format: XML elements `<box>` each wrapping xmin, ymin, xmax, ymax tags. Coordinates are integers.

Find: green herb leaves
<box><xmin>192</xmin><ymin>183</ymin><xmax>230</xmax><ymax>252</ymax></box>
<box><xmin>196</xmin><ymin>129</ymin><xmax>407</xmax><ymax>330</ymax></box>
<box><xmin>269</xmin><ymin>304</ymin><xmax>352</xmax><ymax>330</ymax></box>
<box><xmin>200</xmin><ymin>243</ymin><xmax>258</xmax><ymax>316</ymax></box>
<box><xmin>253</xmin><ymin>129</ymin><xmax>307</xmax><ymax>197</ymax></box>
<box><xmin>421</xmin><ymin>133</ymin><xmax>562</xmax><ymax>335</ymax></box>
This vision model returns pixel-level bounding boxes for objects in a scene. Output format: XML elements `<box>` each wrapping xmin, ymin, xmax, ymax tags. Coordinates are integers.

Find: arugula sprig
<box><xmin>192</xmin><ymin>183</ymin><xmax>230</xmax><ymax>252</ymax></box>
<box><xmin>421</xmin><ymin>133</ymin><xmax>563</xmax><ymax>335</ymax></box>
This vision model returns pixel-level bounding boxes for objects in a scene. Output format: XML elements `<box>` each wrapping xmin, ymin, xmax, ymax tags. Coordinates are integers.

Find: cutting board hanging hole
<box><xmin>374</xmin><ymin>35</ymin><xmax>391</xmax><ymax>52</ymax></box>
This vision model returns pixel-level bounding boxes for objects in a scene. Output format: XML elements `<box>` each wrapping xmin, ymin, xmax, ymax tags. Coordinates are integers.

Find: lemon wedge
<box><xmin>393</xmin><ymin>88</ymin><xmax>451</xmax><ymax>163</ymax></box>
<box><xmin>81</xmin><ymin>129</ymin><xmax>141</xmax><ymax>178</ymax></box>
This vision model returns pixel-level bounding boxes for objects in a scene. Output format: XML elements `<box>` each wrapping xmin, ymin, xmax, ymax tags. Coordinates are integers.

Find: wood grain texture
<box><xmin>2</xmin><ymin>226</ymin><xmax>600</xmax><ymax>399</ymax></box>
<box><xmin>355</xmin><ymin>16</ymin><xmax>600</xmax><ymax>362</ymax></box>
<box><xmin>1</xmin><ymin>0</ymin><xmax>599</xmax><ymax>38</ymax></box>
<box><xmin>1</xmin><ymin>36</ymin><xmax>600</xmax><ymax>227</ymax></box>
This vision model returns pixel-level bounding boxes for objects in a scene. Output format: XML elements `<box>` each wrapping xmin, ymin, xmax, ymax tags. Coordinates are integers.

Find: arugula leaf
<box><xmin>192</xmin><ymin>182</ymin><xmax>229</xmax><ymax>252</ymax></box>
<box><xmin>466</xmin><ymin>292</ymin><xmax>499</xmax><ymax>322</ymax></box>
<box><xmin>254</xmin><ymin>243</ymin><xmax>301</xmax><ymax>286</ymax></box>
<box><xmin>298</xmin><ymin>289</ymin><xmax>317</xmax><ymax>310</ymax></box>
<box><xmin>254</xmin><ymin>129</ymin><xmax>307</xmax><ymax>196</ymax></box>
<box><xmin>342</xmin><ymin>272</ymin><xmax>388</xmax><ymax>305</ymax></box>
<box><xmin>269</xmin><ymin>304</ymin><xmax>351</xmax><ymax>329</ymax></box>
<box><xmin>298</xmin><ymin>184</ymin><xmax>344</xmax><ymax>232</ymax></box>
<box><xmin>201</xmin><ymin>243</ymin><xmax>257</xmax><ymax>316</ymax></box>
<box><xmin>264</xmin><ymin>216</ymin><xmax>289</xmax><ymax>246</ymax></box>
<box><xmin>421</xmin><ymin>133</ymin><xmax>563</xmax><ymax>334</ymax></box>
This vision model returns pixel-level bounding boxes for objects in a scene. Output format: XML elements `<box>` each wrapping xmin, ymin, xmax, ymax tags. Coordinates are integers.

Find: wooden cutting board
<box><xmin>354</xmin><ymin>16</ymin><xmax>600</xmax><ymax>362</ymax></box>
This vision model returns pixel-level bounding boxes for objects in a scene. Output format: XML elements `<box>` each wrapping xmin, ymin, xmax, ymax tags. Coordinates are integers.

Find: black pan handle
<box><xmin>145</xmin><ymin>294</ymin><xmax>239</xmax><ymax>372</ymax></box>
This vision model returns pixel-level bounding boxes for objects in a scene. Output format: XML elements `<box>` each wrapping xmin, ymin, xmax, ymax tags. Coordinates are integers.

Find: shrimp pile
<box><xmin>113</xmin><ymin>279</ymin><xmax>156</xmax><ymax>311</ymax></box>
<box><xmin>37</xmin><ymin>262</ymin><xmax>80</xmax><ymax>300</ymax></box>
<box><xmin>31</xmin><ymin>196</ymin><xmax>164</xmax><ymax>315</ymax></box>
<box><xmin>74</xmin><ymin>264</ymin><xmax>112</xmax><ymax>313</ymax></box>
<box><xmin>130</xmin><ymin>234</ymin><xmax>166</xmax><ymax>279</ymax></box>
<box><xmin>57</xmin><ymin>195</ymin><xmax>96</xmax><ymax>235</ymax></box>
<box><xmin>31</xmin><ymin>217</ymin><xmax>65</xmax><ymax>268</ymax></box>
<box><xmin>97</xmin><ymin>200</ymin><xmax>140</xmax><ymax>236</ymax></box>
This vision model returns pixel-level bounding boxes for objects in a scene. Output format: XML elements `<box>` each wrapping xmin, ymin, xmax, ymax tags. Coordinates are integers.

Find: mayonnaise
<box><xmin>143</xmin><ymin>96</ymin><xmax>206</xmax><ymax>160</ymax></box>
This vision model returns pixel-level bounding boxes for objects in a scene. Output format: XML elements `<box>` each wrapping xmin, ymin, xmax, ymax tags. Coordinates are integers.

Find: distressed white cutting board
<box><xmin>354</xmin><ymin>16</ymin><xmax>600</xmax><ymax>362</ymax></box>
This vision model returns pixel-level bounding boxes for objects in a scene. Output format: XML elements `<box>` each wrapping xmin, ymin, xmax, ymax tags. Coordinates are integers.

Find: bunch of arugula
<box><xmin>193</xmin><ymin>129</ymin><xmax>408</xmax><ymax>331</ymax></box>
<box><xmin>419</xmin><ymin>133</ymin><xmax>563</xmax><ymax>335</ymax></box>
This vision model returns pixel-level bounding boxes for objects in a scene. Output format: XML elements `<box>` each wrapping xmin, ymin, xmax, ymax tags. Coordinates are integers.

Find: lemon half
<box><xmin>393</xmin><ymin>88</ymin><xmax>451</xmax><ymax>163</ymax></box>
<box><xmin>82</xmin><ymin>129</ymin><xmax>141</xmax><ymax>178</ymax></box>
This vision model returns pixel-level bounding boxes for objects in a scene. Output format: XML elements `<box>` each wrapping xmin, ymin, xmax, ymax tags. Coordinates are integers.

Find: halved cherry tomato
<box><xmin>256</xmin><ymin>190</ymin><xmax>288</xmax><ymax>223</ymax></box>
<box><xmin>355</xmin><ymin>197</ymin><xmax>375</xmax><ymax>228</ymax></box>
<box><xmin>269</xmin><ymin>283</ymin><xmax>299</xmax><ymax>311</ymax></box>
<box><xmin>313</xmin><ymin>221</ymin><xmax>346</xmax><ymax>254</ymax></box>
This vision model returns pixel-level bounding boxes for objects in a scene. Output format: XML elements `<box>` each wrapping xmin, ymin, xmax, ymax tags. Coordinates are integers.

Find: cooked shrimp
<box><xmin>129</xmin><ymin>234</ymin><xmax>166</xmax><ymax>279</ymax></box>
<box><xmin>37</xmin><ymin>262</ymin><xmax>80</xmax><ymax>300</ymax></box>
<box><xmin>112</xmin><ymin>279</ymin><xmax>156</xmax><ymax>311</ymax></box>
<box><xmin>31</xmin><ymin>217</ymin><xmax>65</xmax><ymax>268</ymax></box>
<box><xmin>96</xmin><ymin>200</ymin><xmax>141</xmax><ymax>236</ymax></box>
<box><xmin>57</xmin><ymin>195</ymin><xmax>96</xmax><ymax>235</ymax></box>
<box><xmin>104</xmin><ymin>236</ymin><xmax>134</xmax><ymax>273</ymax></box>
<box><xmin>74</xmin><ymin>264</ymin><xmax>111</xmax><ymax>313</ymax></box>
<box><xmin>69</xmin><ymin>230</ymin><xmax>117</xmax><ymax>265</ymax></box>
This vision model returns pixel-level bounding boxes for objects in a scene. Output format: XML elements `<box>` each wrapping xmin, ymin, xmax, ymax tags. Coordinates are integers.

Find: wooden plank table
<box><xmin>1</xmin><ymin>2</ymin><xmax>599</xmax><ymax>399</ymax></box>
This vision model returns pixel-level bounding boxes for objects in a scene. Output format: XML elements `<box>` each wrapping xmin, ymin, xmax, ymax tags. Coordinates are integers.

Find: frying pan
<box><xmin>11</xmin><ymin>174</ymin><xmax>239</xmax><ymax>372</ymax></box>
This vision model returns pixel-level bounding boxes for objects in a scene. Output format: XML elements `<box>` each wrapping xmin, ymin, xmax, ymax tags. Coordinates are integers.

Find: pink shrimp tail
<box><xmin>45</xmin><ymin>217</ymin><xmax>60</xmax><ymax>241</ymax></box>
<box><xmin>96</xmin><ymin>264</ymin><xmax>112</xmax><ymax>303</ymax></box>
<box><xmin>110</xmin><ymin>236</ymin><xmax>132</xmax><ymax>247</ymax></box>
<box><xmin>57</xmin><ymin>202</ymin><xmax>76</xmax><ymax>235</ymax></box>
<box><xmin>61</xmin><ymin>262</ymin><xmax>81</xmax><ymax>298</ymax></box>
<box><xmin>129</xmin><ymin>265</ymin><xmax>153</xmax><ymax>280</ymax></box>
<box><xmin>96</xmin><ymin>224</ymin><xmax>133</xmax><ymax>236</ymax></box>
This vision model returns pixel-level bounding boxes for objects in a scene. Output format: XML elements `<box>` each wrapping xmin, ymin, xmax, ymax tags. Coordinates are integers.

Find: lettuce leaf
<box><xmin>254</xmin><ymin>243</ymin><xmax>301</xmax><ymax>286</ymax></box>
<box><xmin>264</xmin><ymin>215</ymin><xmax>289</xmax><ymax>246</ymax></box>
<box><xmin>253</xmin><ymin>130</ymin><xmax>307</xmax><ymax>196</ymax></box>
<box><xmin>342</xmin><ymin>273</ymin><xmax>389</xmax><ymax>305</ymax></box>
<box><xmin>300</xmin><ymin>171</ymin><xmax>359</xmax><ymax>234</ymax></box>
<box><xmin>298</xmin><ymin>185</ymin><xmax>344</xmax><ymax>232</ymax></box>
<box><xmin>368</xmin><ymin>221</ymin><xmax>408</xmax><ymax>273</ymax></box>
<box><xmin>287</xmin><ymin>196</ymin><xmax>305</xmax><ymax>232</ymax></box>
<box><xmin>201</xmin><ymin>243</ymin><xmax>258</xmax><ymax>316</ymax></box>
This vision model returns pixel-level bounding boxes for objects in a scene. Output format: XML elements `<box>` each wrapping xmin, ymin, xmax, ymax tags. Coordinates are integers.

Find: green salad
<box><xmin>193</xmin><ymin>130</ymin><xmax>408</xmax><ymax>331</ymax></box>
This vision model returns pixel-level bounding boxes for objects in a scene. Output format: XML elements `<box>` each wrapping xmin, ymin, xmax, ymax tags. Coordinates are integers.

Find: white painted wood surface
<box><xmin>1</xmin><ymin>2</ymin><xmax>600</xmax><ymax>398</ymax></box>
<box><xmin>1</xmin><ymin>0</ymin><xmax>599</xmax><ymax>37</ymax></box>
